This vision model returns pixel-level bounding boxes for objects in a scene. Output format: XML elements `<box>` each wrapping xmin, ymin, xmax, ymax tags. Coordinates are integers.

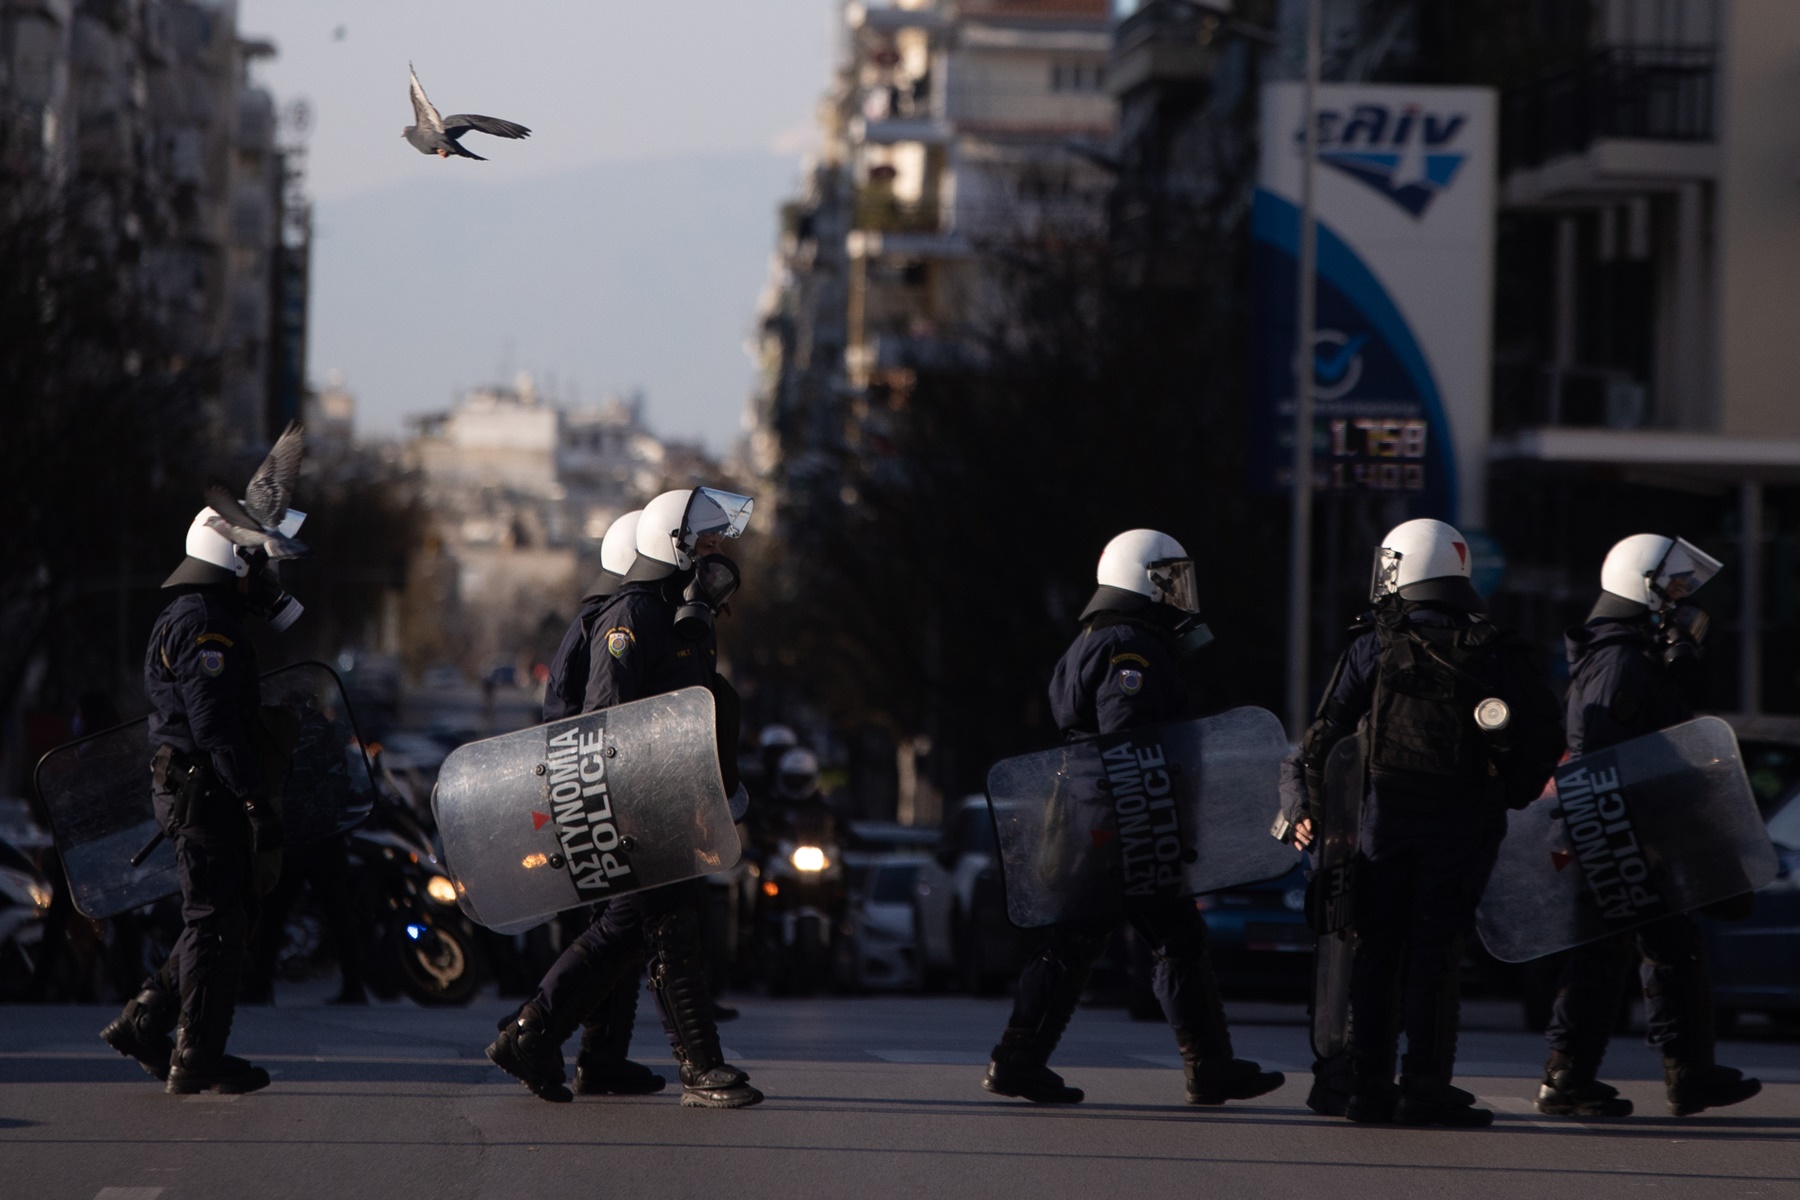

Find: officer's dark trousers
<box><xmin>1547</xmin><ymin>913</ymin><xmax>1714</xmax><ymax>1067</ymax></box>
<box><xmin>528</xmin><ymin>878</ymin><xmax>704</xmax><ymax>1051</ymax></box>
<box><xmin>152</xmin><ymin>787</ymin><xmax>255</xmax><ymax>1056</ymax></box>
<box><xmin>1004</xmin><ymin>896</ymin><xmax>1233</xmax><ymax>1062</ymax></box>
<box><xmin>1349</xmin><ymin>801</ymin><xmax>1504</xmax><ymax>1086</ymax></box>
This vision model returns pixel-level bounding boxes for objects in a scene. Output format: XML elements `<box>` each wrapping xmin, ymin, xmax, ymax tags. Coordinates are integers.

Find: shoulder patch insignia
<box><xmin>1118</xmin><ymin>668</ymin><xmax>1144</xmax><ymax>696</ymax></box>
<box><xmin>604</xmin><ymin>628</ymin><xmax>636</xmax><ymax>659</ymax></box>
<box><xmin>1110</xmin><ymin>652</ymin><xmax>1150</xmax><ymax>668</ymax></box>
<box><xmin>195</xmin><ymin>632</ymin><xmax>234</xmax><ymax>648</ymax></box>
<box><xmin>199</xmin><ymin>649</ymin><xmax>225</xmax><ymax>677</ymax></box>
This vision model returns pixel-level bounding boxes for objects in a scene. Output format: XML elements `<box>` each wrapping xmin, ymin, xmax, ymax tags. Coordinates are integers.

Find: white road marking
<box><xmin>94</xmin><ymin>1189</ymin><xmax>165</xmax><ymax>1199</ymax></box>
<box><xmin>1132</xmin><ymin>1054</ymin><xmax>1306</xmax><ymax>1075</ymax></box>
<box><xmin>1480</xmin><ymin>1092</ymin><xmax>1595</xmax><ymax>1133</ymax></box>
<box><xmin>867</xmin><ymin>1049</ymin><xmax>990</xmax><ymax>1065</ymax></box>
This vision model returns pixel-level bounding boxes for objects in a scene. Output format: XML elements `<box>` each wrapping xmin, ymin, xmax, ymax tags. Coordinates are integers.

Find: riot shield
<box><xmin>34</xmin><ymin>662</ymin><xmax>376</xmax><ymax>920</ymax></box>
<box><xmin>432</xmin><ymin>685</ymin><xmax>740</xmax><ymax>931</ymax></box>
<box><xmin>984</xmin><ymin>707</ymin><xmax>1301</xmax><ymax>929</ymax></box>
<box><xmin>1311</xmin><ymin>731</ymin><xmax>1365</xmax><ymax>1061</ymax></box>
<box><xmin>1477</xmin><ymin>716</ymin><xmax>1778</xmax><ymax>963</ymax></box>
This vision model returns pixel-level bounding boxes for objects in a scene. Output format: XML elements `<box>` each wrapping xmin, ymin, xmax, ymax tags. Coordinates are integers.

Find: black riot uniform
<box><xmin>1541</xmin><ymin>603</ymin><xmax>1762</xmax><ymax>1117</ymax></box>
<box><xmin>487</xmin><ymin>578</ymin><xmax>761</xmax><ymax>1107</ymax></box>
<box><xmin>983</xmin><ymin>604</ymin><xmax>1283</xmax><ymax>1107</ymax></box>
<box><xmin>506</xmin><ymin>586</ymin><xmax>666</xmax><ymax>1097</ymax></box>
<box><xmin>100</xmin><ymin>587</ymin><xmax>276</xmax><ymax>1094</ymax></box>
<box><xmin>1303</xmin><ymin>598</ymin><xmax>1560</xmax><ymax>1126</ymax></box>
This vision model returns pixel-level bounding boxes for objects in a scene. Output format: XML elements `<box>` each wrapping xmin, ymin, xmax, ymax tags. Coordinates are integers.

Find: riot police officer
<box><xmin>486</xmin><ymin>487</ymin><xmax>762</xmax><ymax>1108</ymax></box>
<box><xmin>516</xmin><ymin>509</ymin><xmax>668</xmax><ymax>1097</ymax></box>
<box><xmin>1537</xmin><ymin>534</ymin><xmax>1761</xmax><ymax>1118</ymax></box>
<box><xmin>100</xmin><ymin>431</ymin><xmax>310</xmax><ymax>1094</ymax></box>
<box><xmin>1298</xmin><ymin>519</ymin><xmax>1562</xmax><ymax>1127</ymax></box>
<box><xmin>983</xmin><ymin>529</ymin><xmax>1283</xmax><ymax>1107</ymax></box>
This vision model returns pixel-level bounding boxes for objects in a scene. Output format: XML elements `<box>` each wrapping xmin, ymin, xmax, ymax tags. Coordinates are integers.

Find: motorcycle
<box><xmin>755</xmin><ymin>834</ymin><xmax>847</xmax><ymax>995</ymax></box>
<box><xmin>0</xmin><ymin>839</ymin><xmax>52</xmax><ymax>999</ymax></box>
<box><xmin>343</xmin><ymin>790</ymin><xmax>484</xmax><ymax>1007</ymax></box>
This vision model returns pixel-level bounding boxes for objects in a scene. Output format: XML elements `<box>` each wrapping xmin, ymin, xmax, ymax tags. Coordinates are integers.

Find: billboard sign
<box><xmin>1250</xmin><ymin>83</ymin><xmax>1497</xmax><ymax>526</ymax></box>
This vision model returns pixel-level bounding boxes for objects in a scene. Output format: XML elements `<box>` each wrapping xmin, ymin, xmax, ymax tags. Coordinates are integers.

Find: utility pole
<box><xmin>1284</xmin><ymin>0</ymin><xmax>1323</xmax><ymax>739</ymax></box>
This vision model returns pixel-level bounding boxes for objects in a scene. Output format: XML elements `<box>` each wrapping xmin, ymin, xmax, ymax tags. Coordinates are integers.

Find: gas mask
<box><xmin>673</xmin><ymin>553</ymin><xmax>741</xmax><ymax>642</ymax></box>
<box><xmin>244</xmin><ymin>554</ymin><xmax>304</xmax><ymax>633</ymax></box>
<box><xmin>1658</xmin><ymin>603</ymin><xmax>1710</xmax><ymax>683</ymax></box>
<box><xmin>1172</xmin><ymin>615</ymin><xmax>1215</xmax><ymax>659</ymax></box>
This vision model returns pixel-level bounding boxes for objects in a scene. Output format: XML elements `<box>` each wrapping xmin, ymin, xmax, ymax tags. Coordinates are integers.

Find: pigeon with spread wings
<box><xmin>203</xmin><ymin>422</ymin><xmax>310</xmax><ymax>560</ymax></box>
<box><xmin>404</xmin><ymin>63</ymin><xmax>530</xmax><ymax>160</ymax></box>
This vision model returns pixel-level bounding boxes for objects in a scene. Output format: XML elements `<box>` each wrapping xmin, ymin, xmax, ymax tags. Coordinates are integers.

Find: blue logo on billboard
<box><xmin>1310</xmin><ymin>329</ymin><xmax>1367</xmax><ymax>400</ymax></box>
<box><xmin>1299</xmin><ymin>104</ymin><xmax>1467</xmax><ymax>218</ymax></box>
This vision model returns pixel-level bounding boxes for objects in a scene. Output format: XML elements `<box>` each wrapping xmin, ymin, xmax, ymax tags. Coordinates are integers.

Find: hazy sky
<box><xmin>237</xmin><ymin>1</ymin><xmax>840</xmax><ymax>451</ymax></box>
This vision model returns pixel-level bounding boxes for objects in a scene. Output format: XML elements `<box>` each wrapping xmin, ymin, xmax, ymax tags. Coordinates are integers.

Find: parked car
<box><xmin>913</xmin><ymin>796</ymin><xmax>1020</xmax><ymax>993</ymax></box>
<box><xmin>1702</xmin><ymin>715</ymin><xmax>1800</xmax><ymax>1031</ymax></box>
<box><xmin>843</xmin><ymin>855</ymin><xmax>928</xmax><ymax>991</ymax></box>
<box><xmin>1195</xmin><ymin>863</ymin><xmax>1315</xmax><ymax>995</ymax></box>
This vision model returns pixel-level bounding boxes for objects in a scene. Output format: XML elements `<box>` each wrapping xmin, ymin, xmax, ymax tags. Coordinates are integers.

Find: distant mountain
<box><xmin>309</xmin><ymin>151</ymin><xmax>801</xmax><ymax>450</ymax></box>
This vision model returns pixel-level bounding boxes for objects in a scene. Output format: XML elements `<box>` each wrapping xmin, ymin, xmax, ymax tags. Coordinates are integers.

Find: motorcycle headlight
<box><xmin>790</xmin><ymin>845</ymin><xmax>828</xmax><ymax>873</ymax></box>
<box><xmin>425</xmin><ymin>874</ymin><xmax>458</xmax><ymax>905</ymax></box>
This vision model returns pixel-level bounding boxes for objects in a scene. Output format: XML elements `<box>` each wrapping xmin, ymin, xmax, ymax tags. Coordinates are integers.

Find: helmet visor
<box><xmin>1649</xmin><ymin>537</ymin><xmax>1722</xmax><ymax>608</ymax></box>
<box><xmin>1147</xmin><ymin>558</ymin><xmax>1199</xmax><ymax>614</ymax></box>
<box><xmin>1370</xmin><ymin>546</ymin><xmax>1403</xmax><ymax>602</ymax></box>
<box><xmin>682</xmin><ymin>488</ymin><xmax>754</xmax><ymax>551</ymax></box>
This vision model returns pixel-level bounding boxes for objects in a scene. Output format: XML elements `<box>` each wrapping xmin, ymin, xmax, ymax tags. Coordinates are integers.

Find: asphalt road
<box><xmin>4</xmin><ymin>989</ymin><xmax>1799</xmax><ymax>1200</ymax></box>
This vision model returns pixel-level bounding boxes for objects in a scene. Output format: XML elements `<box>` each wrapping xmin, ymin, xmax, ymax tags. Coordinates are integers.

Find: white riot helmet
<box><xmin>629</xmin><ymin>486</ymin><xmax>755</xmax><ymax>581</ymax></box>
<box><xmin>775</xmin><ymin>748</ymin><xmax>820</xmax><ymax>801</ymax></box>
<box><xmin>1088</xmin><ymin>529</ymin><xmax>1199</xmax><ymax>615</ymax></box>
<box><xmin>583</xmin><ymin>509</ymin><xmax>642</xmax><ymax>599</ymax></box>
<box><xmin>1370</xmin><ymin>518</ymin><xmax>1482</xmax><ymax>611</ymax></box>
<box><xmin>759</xmin><ymin>724</ymin><xmax>799</xmax><ymax>752</ymax></box>
<box><xmin>1600</xmin><ymin>534</ymin><xmax>1722</xmax><ymax>614</ymax></box>
<box><xmin>164</xmin><ymin>507</ymin><xmax>252</xmax><ymax>587</ymax></box>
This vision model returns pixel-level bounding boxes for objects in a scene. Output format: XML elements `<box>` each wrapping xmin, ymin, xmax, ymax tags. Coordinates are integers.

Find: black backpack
<box><xmin>1368</xmin><ymin>607</ymin><xmax>1561</xmax><ymax>808</ymax></box>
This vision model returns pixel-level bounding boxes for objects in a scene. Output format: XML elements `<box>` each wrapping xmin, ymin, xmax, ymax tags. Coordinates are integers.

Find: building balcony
<box><xmin>1501</xmin><ymin>44</ymin><xmax>1718</xmax><ymax>204</ymax></box>
<box><xmin>851</xmin><ymin>188</ymin><xmax>942</xmax><ymax>234</ymax></box>
<box><xmin>850</xmin><ymin>116</ymin><xmax>953</xmax><ymax>147</ymax></box>
<box><xmin>846</xmin><ymin>228</ymin><xmax>971</xmax><ymax>260</ymax></box>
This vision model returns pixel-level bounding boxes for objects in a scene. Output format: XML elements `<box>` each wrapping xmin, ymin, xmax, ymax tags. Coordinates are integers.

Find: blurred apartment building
<box><xmin>0</xmin><ymin>0</ymin><xmax>307</xmax><ymax>448</ymax></box>
<box><xmin>750</xmin><ymin>0</ymin><xmax>1117</xmax><ymax>526</ymax></box>
<box><xmin>404</xmin><ymin>375</ymin><xmax>691</xmax><ymax>672</ymax></box>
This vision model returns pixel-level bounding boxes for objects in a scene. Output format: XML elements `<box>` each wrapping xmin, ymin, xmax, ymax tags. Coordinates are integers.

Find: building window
<box><xmin>1050</xmin><ymin>61</ymin><xmax>1107</xmax><ymax>93</ymax></box>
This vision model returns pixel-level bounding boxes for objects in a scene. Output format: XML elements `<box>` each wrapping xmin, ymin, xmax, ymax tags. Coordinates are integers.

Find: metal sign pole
<box><xmin>1285</xmin><ymin>0</ymin><xmax>1323</xmax><ymax>739</ymax></box>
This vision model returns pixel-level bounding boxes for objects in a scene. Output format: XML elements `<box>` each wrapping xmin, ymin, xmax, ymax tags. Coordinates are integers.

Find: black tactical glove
<box><xmin>242</xmin><ymin>793</ymin><xmax>284</xmax><ymax>853</ymax></box>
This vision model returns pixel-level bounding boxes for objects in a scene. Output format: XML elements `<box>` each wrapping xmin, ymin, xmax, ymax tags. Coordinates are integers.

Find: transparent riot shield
<box><xmin>984</xmin><ymin>707</ymin><xmax>1301</xmax><ymax>929</ymax></box>
<box><xmin>1311</xmin><ymin>731</ymin><xmax>1365</xmax><ymax>1061</ymax></box>
<box><xmin>1477</xmin><ymin>716</ymin><xmax>1778</xmax><ymax>963</ymax></box>
<box><xmin>33</xmin><ymin>662</ymin><xmax>376</xmax><ymax>920</ymax></box>
<box><xmin>432</xmin><ymin>685</ymin><xmax>740</xmax><ymax>931</ymax></box>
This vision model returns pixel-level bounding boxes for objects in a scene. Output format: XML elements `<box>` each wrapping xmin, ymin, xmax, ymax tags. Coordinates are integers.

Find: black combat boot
<box><xmin>166</xmin><ymin>1028</ymin><xmax>270</xmax><ymax>1095</ymax></box>
<box><xmin>1306</xmin><ymin>1054</ymin><xmax>1355</xmax><ymax>1117</ymax></box>
<box><xmin>1664</xmin><ymin>1059</ymin><xmax>1762</xmax><ymax>1117</ymax></box>
<box><xmin>983</xmin><ymin>1030</ymin><xmax>1084</xmax><ymax>1105</ymax></box>
<box><xmin>983</xmin><ymin>934</ymin><xmax>1092</xmax><ymax>1105</ymax></box>
<box><xmin>100</xmin><ymin>977</ymin><xmax>180</xmax><ymax>1082</ymax></box>
<box><xmin>1395</xmin><ymin>1078</ymin><xmax>1493</xmax><ymax>1128</ymax></box>
<box><xmin>647</xmin><ymin>911</ymin><xmax>762</xmax><ymax>1109</ymax></box>
<box><xmin>1170</xmin><ymin>955</ymin><xmax>1282</xmax><ymax>1106</ymax></box>
<box><xmin>1536</xmin><ymin>1051</ymin><xmax>1633</xmax><ymax>1118</ymax></box>
<box><xmin>575</xmin><ymin>981</ymin><xmax>666</xmax><ymax>1096</ymax></box>
<box><xmin>1344</xmin><ymin>1053</ymin><xmax>1399</xmax><ymax>1124</ymax></box>
<box><xmin>486</xmin><ymin>1006</ymin><xmax>573</xmax><ymax>1103</ymax></box>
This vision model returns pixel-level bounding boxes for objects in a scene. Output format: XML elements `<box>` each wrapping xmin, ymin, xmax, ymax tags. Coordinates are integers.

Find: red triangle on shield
<box><xmin>1090</xmin><ymin>829</ymin><xmax>1116</xmax><ymax>848</ymax></box>
<box><xmin>1551</xmin><ymin>850</ymin><xmax>1573</xmax><ymax>872</ymax></box>
<box><xmin>532</xmin><ymin>810</ymin><xmax>550</xmax><ymax>830</ymax></box>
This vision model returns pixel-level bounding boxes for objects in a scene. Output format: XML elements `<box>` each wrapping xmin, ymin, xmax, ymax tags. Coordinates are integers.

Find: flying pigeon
<box><xmin>204</xmin><ymin>422</ymin><xmax>310</xmax><ymax>560</ymax></box>
<box><xmin>404</xmin><ymin>64</ymin><xmax>530</xmax><ymax>160</ymax></box>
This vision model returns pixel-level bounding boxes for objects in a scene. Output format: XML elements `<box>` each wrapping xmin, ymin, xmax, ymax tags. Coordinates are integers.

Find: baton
<box><xmin>128</xmin><ymin>829</ymin><xmax>166</xmax><ymax>868</ymax></box>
